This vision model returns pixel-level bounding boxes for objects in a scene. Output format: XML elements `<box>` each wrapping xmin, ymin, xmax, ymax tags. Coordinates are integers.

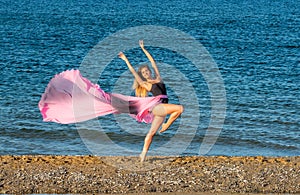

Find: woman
<box><xmin>119</xmin><ymin>40</ymin><xmax>183</xmax><ymax>162</ymax></box>
<box><xmin>38</xmin><ymin>41</ymin><xmax>183</xmax><ymax>162</ymax></box>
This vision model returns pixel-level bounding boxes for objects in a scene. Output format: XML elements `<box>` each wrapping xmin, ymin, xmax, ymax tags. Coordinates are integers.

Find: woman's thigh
<box><xmin>152</xmin><ymin>104</ymin><xmax>183</xmax><ymax>117</ymax></box>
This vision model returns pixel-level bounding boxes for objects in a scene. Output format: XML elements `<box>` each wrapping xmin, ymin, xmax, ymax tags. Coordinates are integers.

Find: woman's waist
<box><xmin>157</xmin><ymin>95</ymin><xmax>168</xmax><ymax>103</ymax></box>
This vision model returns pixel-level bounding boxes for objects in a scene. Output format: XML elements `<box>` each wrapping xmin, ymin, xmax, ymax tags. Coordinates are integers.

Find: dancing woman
<box><xmin>38</xmin><ymin>41</ymin><xmax>183</xmax><ymax>162</ymax></box>
<box><xmin>119</xmin><ymin>40</ymin><xmax>183</xmax><ymax>161</ymax></box>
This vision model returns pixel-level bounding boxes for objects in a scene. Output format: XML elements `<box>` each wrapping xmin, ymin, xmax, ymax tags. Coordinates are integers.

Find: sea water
<box><xmin>1</xmin><ymin>0</ymin><xmax>299</xmax><ymax>156</ymax></box>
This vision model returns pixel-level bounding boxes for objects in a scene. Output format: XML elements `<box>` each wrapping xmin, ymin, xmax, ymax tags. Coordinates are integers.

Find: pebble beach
<box><xmin>0</xmin><ymin>155</ymin><xmax>299</xmax><ymax>194</ymax></box>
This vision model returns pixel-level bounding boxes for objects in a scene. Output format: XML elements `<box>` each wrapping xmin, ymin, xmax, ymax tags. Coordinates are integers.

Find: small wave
<box><xmin>217</xmin><ymin>135</ymin><xmax>299</xmax><ymax>151</ymax></box>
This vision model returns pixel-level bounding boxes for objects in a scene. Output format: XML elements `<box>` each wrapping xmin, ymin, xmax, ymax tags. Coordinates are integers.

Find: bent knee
<box><xmin>178</xmin><ymin>105</ymin><xmax>184</xmax><ymax>114</ymax></box>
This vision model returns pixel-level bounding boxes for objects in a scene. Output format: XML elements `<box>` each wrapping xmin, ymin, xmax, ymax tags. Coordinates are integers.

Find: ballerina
<box><xmin>119</xmin><ymin>40</ymin><xmax>183</xmax><ymax>161</ymax></box>
<box><xmin>38</xmin><ymin>41</ymin><xmax>183</xmax><ymax>162</ymax></box>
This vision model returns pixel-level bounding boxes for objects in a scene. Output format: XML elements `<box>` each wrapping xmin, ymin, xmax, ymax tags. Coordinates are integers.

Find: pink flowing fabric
<box><xmin>38</xmin><ymin>69</ymin><xmax>166</xmax><ymax>124</ymax></box>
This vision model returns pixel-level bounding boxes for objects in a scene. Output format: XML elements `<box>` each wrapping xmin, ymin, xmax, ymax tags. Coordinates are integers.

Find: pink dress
<box><xmin>38</xmin><ymin>69</ymin><xmax>167</xmax><ymax>124</ymax></box>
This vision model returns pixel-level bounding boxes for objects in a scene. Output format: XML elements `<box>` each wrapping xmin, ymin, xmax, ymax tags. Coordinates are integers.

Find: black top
<box><xmin>150</xmin><ymin>82</ymin><xmax>168</xmax><ymax>103</ymax></box>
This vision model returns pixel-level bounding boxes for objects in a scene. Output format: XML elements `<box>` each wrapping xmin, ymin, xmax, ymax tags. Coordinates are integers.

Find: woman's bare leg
<box><xmin>140</xmin><ymin>104</ymin><xmax>183</xmax><ymax>162</ymax></box>
<box><xmin>160</xmin><ymin>104</ymin><xmax>183</xmax><ymax>133</ymax></box>
<box><xmin>140</xmin><ymin>115</ymin><xmax>165</xmax><ymax>162</ymax></box>
<box><xmin>152</xmin><ymin>104</ymin><xmax>184</xmax><ymax>133</ymax></box>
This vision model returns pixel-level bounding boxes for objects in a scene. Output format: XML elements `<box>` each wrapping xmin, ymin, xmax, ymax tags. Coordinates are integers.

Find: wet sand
<box><xmin>0</xmin><ymin>155</ymin><xmax>299</xmax><ymax>194</ymax></box>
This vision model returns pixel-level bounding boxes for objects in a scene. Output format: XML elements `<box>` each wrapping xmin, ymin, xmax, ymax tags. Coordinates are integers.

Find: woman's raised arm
<box><xmin>118</xmin><ymin>52</ymin><xmax>152</xmax><ymax>91</ymax></box>
<box><xmin>139</xmin><ymin>40</ymin><xmax>161</xmax><ymax>82</ymax></box>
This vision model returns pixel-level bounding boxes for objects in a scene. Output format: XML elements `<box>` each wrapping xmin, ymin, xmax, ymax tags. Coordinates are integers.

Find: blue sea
<box><xmin>1</xmin><ymin>0</ymin><xmax>299</xmax><ymax>156</ymax></box>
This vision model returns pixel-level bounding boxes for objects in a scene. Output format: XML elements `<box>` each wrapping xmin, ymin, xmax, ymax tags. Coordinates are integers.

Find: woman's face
<box><xmin>141</xmin><ymin>67</ymin><xmax>151</xmax><ymax>80</ymax></box>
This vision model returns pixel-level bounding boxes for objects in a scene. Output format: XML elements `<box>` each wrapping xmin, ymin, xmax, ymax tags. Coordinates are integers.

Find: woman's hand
<box><xmin>139</xmin><ymin>40</ymin><xmax>144</xmax><ymax>48</ymax></box>
<box><xmin>118</xmin><ymin>52</ymin><xmax>127</xmax><ymax>61</ymax></box>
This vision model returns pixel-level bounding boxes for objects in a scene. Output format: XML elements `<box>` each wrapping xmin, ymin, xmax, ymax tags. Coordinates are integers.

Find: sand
<box><xmin>0</xmin><ymin>155</ymin><xmax>299</xmax><ymax>194</ymax></box>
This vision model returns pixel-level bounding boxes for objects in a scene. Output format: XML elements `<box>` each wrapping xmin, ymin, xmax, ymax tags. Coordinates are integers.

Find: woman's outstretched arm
<box><xmin>139</xmin><ymin>40</ymin><xmax>161</xmax><ymax>82</ymax></box>
<box><xmin>118</xmin><ymin>52</ymin><xmax>152</xmax><ymax>91</ymax></box>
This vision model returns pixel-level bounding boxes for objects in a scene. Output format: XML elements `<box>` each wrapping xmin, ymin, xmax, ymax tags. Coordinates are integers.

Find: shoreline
<box><xmin>0</xmin><ymin>155</ymin><xmax>299</xmax><ymax>194</ymax></box>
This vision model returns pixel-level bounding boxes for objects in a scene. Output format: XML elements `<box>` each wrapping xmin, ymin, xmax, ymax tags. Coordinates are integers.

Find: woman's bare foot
<box><xmin>140</xmin><ymin>152</ymin><xmax>146</xmax><ymax>162</ymax></box>
<box><xmin>159</xmin><ymin>123</ymin><xmax>168</xmax><ymax>133</ymax></box>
